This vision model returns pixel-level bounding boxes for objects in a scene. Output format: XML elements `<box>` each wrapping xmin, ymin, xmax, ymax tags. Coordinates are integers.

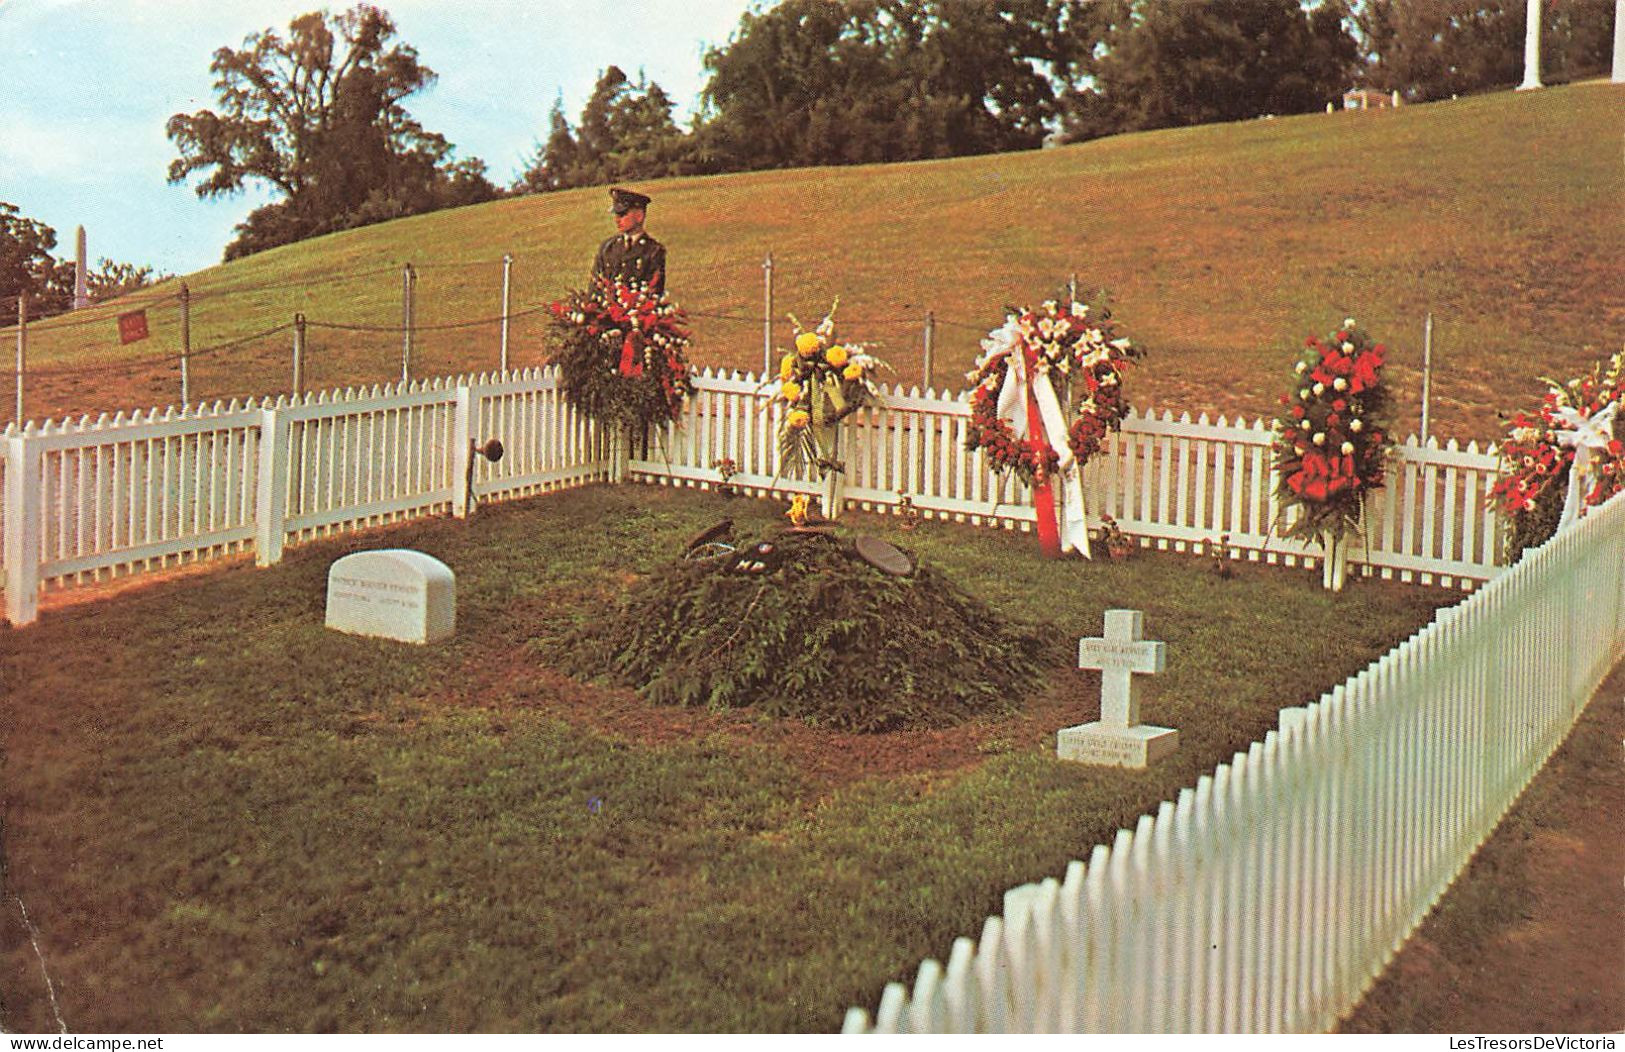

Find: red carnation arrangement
<box><xmin>547</xmin><ymin>277</ymin><xmax>694</xmax><ymax>429</ymax></box>
<box><xmin>1489</xmin><ymin>349</ymin><xmax>1623</xmax><ymax>559</ymax></box>
<box><xmin>1271</xmin><ymin>319</ymin><xmax>1393</xmax><ymax>545</ymax></box>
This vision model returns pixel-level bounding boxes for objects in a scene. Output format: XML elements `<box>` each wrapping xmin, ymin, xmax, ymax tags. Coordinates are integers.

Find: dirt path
<box><xmin>1341</xmin><ymin>661</ymin><xmax>1625</xmax><ymax>1034</ymax></box>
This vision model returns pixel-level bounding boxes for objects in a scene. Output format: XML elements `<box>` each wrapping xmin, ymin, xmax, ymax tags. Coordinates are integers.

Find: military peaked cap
<box><xmin>609</xmin><ymin>187</ymin><xmax>652</xmax><ymax>214</ymax></box>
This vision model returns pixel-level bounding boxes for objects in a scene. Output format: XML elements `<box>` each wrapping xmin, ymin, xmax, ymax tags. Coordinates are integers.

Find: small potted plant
<box><xmin>712</xmin><ymin>457</ymin><xmax>739</xmax><ymax>498</ymax></box>
<box><xmin>1096</xmin><ymin>514</ymin><xmax>1135</xmax><ymax>559</ymax></box>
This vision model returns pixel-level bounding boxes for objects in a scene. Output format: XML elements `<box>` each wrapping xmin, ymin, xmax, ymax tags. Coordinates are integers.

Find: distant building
<box><xmin>1342</xmin><ymin>88</ymin><xmax>1397</xmax><ymax>111</ymax></box>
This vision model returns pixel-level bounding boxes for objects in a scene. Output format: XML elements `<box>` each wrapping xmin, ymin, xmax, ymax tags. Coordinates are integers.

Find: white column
<box><xmin>255</xmin><ymin>406</ymin><xmax>289</xmax><ymax>566</ymax></box>
<box><xmin>1519</xmin><ymin>0</ymin><xmax>1543</xmax><ymax>90</ymax></box>
<box><xmin>1612</xmin><ymin>0</ymin><xmax>1625</xmax><ymax>83</ymax></box>
<box><xmin>4</xmin><ymin>428</ymin><xmax>42</xmax><ymax>625</ymax></box>
<box><xmin>451</xmin><ymin>384</ymin><xmax>472</xmax><ymax>519</ymax></box>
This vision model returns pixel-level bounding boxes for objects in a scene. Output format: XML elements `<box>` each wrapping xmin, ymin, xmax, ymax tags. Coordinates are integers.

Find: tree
<box><xmin>513</xmin><ymin>68</ymin><xmax>690</xmax><ymax>193</ymax></box>
<box><xmin>696</xmin><ymin>0</ymin><xmax>1079</xmax><ymax>170</ymax></box>
<box><xmin>1</xmin><ymin>202</ymin><xmax>162</xmax><ymax>318</ymax></box>
<box><xmin>167</xmin><ymin>5</ymin><xmax>495</xmax><ymax>260</ymax></box>
<box><xmin>1356</xmin><ymin>0</ymin><xmax>1617</xmax><ymax>99</ymax></box>
<box><xmin>514</xmin><ymin>97</ymin><xmax>582</xmax><ymax>194</ymax></box>
<box><xmin>0</xmin><ymin>201</ymin><xmax>60</xmax><ymax>311</ymax></box>
<box><xmin>1062</xmin><ymin>0</ymin><xmax>1358</xmax><ymax>140</ymax></box>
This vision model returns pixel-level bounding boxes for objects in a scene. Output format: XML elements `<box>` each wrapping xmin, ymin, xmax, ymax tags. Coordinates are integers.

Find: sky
<box><xmin>0</xmin><ymin>0</ymin><xmax>756</xmax><ymax>275</ymax></box>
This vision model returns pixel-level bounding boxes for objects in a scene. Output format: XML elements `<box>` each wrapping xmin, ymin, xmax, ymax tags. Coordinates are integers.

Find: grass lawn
<box><xmin>5</xmin><ymin>81</ymin><xmax>1621</xmax><ymax>438</ymax></box>
<box><xmin>0</xmin><ymin>484</ymin><xmax>1456</xmax><ymax>1032</ymax></box>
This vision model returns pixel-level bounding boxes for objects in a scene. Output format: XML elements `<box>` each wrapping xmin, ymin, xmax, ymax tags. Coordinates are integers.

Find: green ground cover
<box><xmin>0</xmin><ymin>485</ymin><xmax>1455</xmax><ymax>1031</ymax></box>
<box><xmin>6</xmin><ymin>82</ymin><xmax>1621</xmax><ymax>437</ymax></box>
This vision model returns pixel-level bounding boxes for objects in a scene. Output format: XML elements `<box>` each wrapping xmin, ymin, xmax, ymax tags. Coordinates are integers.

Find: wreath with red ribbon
<box><xmin>964</xmin><ymin>300</ymin><xmax>1141</xmax><ymax>486</ymax></box>
<box><xmin>1271</xmin><ymin>320</ymin><xmax>1393</xmax><ymax>544</ymax></box>
<box><xmin>547</xmin><ymin>277</ymin><xmax>694</xmax><ymax>429</ymax></box>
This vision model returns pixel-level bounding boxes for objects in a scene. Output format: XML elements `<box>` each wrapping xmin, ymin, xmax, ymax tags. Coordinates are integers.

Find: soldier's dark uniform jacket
<box><xmin>592</xmin><ymin>231</ymin><xmax>666</xmax><ymax>296</ymax></box>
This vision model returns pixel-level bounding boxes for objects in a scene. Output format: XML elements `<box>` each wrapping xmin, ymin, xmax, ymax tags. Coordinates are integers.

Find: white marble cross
<box><xmin>1077</xmin><ymin>609</ymin><xmax>1165</xmax><ymax>727</ymax></box>
<box><xmin>1059</xmin><ymin>609</ymin><xmax>1178</xmax><ymax>768</ymax></box>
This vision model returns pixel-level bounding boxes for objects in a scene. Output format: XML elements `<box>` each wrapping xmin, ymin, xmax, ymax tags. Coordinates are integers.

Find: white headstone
<box><xmin>325</xmin><ymin>549</ymin><xmax>455</xmax><ymax>644</ymax></box>
<box><xmin>1057</xmin><ymin>609</ymin><xmax>1179</xmax><ymax>768</ymax></box>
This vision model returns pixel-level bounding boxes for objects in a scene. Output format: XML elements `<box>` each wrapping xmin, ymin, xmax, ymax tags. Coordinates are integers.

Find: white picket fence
<box><xmin>635</xmin><ymin>372</ymin><xmax>1503</xmax><ymax>589</ymax></box>
<box><xmin>4</xmin><ymin>366</ymin><xmax>1501</xmax><ymax>625</ymax></box>
<box><xmin>841</xmin><ymin>488</ymin><xmax>1625</xmax><ymax>1034</ymax></box>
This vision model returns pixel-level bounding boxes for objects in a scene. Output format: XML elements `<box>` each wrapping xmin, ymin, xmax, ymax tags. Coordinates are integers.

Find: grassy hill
<box><xmin>6</xmin><ymin>80</ymin><xmax>1621</xmax><ymax>439</ymax></box>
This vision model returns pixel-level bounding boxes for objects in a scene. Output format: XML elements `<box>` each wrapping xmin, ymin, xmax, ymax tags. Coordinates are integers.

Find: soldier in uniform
<box><xmin>592</xmin><ymin>187</ymin><xmax>666</xmax><ymax>296</ymax></box>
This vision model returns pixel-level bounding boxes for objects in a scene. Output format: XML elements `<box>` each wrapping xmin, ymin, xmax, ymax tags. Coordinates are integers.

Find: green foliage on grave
<box><xmin>547</xmin><ymin>529</ymin><xmax>1059</xmax><ymax>731</ymax></box>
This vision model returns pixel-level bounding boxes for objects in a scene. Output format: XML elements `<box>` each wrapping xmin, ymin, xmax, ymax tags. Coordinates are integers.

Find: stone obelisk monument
<box><xmin>72</xmin><ymin>225</ymin><xmax>88</xmax><ymax>310</ymax></box>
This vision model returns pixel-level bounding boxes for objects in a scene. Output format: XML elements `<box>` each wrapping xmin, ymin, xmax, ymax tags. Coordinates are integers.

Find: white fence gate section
<box><xmin>7</xmin><ymin>367</ymin><xmax>1501</xmax><ymax>625</ymax></box>
<box><xmin>840</xmin><ymin>487</ymin><xmax>1625</xmax><ymax>1033</ymax></box>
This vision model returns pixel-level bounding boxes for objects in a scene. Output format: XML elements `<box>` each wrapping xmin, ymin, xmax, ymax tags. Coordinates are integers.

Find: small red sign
<box><xmin>117</xmin><ymin>310</ymin><xmax>149</xmax><ymax>345</ymax></box>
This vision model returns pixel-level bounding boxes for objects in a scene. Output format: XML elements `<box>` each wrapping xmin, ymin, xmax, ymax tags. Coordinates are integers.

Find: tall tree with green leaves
<box><xmin>166</xmin><ymin>4</ymin><xmax>495</xmax><ymax>260</ymax></box>
<box><xmin>1063</xmin><ymin>0</ymin><xmax>1357</xmax><ymax>140</ymax></box>
<box><xmin>697</xmin><ymin>0</ymin><xmax>1081</xmax><ymax>170</ymax></box>
<box><xmin>514</xmin><ymin>67</ymin><xmax>690</xmax><ymax>193</ymax></box>
<box><xmin>1</xmin><ymin>202</ymin><xmax>161</xmax><ymax>318</ymax></box>
<box><xmin>0</xmin><ymin>201</ymin><xmax>62</xmax><ymax>312</ymax></box>
<box><xmin>1355</xmin><ymin>0</ymin><xmax>1616</xmax><ymax>99</ymax></box>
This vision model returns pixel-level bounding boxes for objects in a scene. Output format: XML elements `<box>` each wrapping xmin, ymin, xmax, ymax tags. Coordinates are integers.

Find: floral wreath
<box><xmin>1270</xmin><ymin>319</ymin><xmax>1393</xmax><ymax>544</ymax></box>
<box><xmin>769</xmin><ymin>299</ymin><xmax>886</xmax><ymax>479</ymax></box>
<box><xmin>1489</xmin><ymin>349</ymin><xmax>1623</xmax><ymax>559</ymax></box>
<box><xmin>964</xmin><ymin>299</ymin><xmax>1141</xmax><ymax>486</ymax></box>
<box><xmin>546</xmin><ymin>276</ymin><xmax>694</xmax><ymax>430</ymax></box>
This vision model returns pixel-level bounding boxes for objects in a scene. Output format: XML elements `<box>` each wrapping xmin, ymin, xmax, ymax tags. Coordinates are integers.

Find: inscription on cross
<box><xmin>1058</xmin><ymin>608</ymin><xmax>1179</xmax><ymax>768</ymax></box>
<box><xmin>1077</xmin><ymin>609</ymin><xmax>1166</xmax><ymax>728</ymax></box>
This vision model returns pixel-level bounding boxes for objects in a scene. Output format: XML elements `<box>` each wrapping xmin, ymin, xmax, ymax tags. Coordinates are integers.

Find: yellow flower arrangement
<box><xmin>768</xmin><ymin>299</ymin><xmax>888</xmax><ymax>481</ymax></box>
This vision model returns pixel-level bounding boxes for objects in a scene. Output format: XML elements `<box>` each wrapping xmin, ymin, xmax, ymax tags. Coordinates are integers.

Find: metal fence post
<box><xmin>179</xmin><ymin>282</ymin><xmax>191</xmax><ymax>405</ymax></box>
<box><xmin>923</xmin><ymin>310</ymin><xmax>936</xmax><ymax>390</ymax></box>
<box><xmin>1420</xmin><ymin>313</ymin><xmax>1434</xmax><ymax>446</ymax></box>
<box><xmin>293</xmin><ymin>313</ymin><xmax>307</xmax><ymax>395</ymax></box>
<box><xmin>15</xmin><ymin>291</ymin><xmax>26</xmax><ymax>424</ymax></box>
<box><xmin>401</xmin><ymin>262</ymin><xmax>416</xmax><ymax>382</ymax></box>
<box><xmin>762</xmin><ymin>252</ymin><xmax>774</xmax><ymax>379</ymax></box>
<box><xmin>500</xmin><ymin>253</ymin><xmax>513</xmax><ymax>374</ymax></box>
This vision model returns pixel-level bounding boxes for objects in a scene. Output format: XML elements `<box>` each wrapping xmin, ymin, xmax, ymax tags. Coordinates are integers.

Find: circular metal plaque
<box><xmin>854</xmin><ymin>535</ymin><xmax>913</xmax><ymax>576</ymax></box>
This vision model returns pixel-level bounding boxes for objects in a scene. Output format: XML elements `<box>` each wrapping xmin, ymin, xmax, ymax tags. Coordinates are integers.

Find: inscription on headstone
<box><xmin>325</xmin><ymin>549</ymin><xmax>455</xmax><ymax>644</ymax></box>
<box><xmin>1057</xmin><ymin>609</ymin><xmax>1179</xmax><ymax>768</ymax></box>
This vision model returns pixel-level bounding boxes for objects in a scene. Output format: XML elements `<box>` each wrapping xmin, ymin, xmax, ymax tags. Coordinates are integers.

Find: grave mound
<box><xmin>551</xmin><ymin>528</ymin><xmax>1053</xmax><ymax>732</ymax></box>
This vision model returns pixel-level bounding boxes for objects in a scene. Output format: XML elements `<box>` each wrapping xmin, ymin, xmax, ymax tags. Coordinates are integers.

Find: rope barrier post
<box><xmin>293</xmin><ymin>313</ymin><xmax>307</xmax><ymax>396</ymax></box>
<box><xmin>15</xmin><ymin>291</ymin><xmax>26</xmax><ymax>424</ymax></box>
<box><xmin>500</xmin><ymin>253</ymin><xmax>513</xmax><ymax>374</ymax></box>
<box><xmin>1421</xmin><ymin>312</ymin><xmax>1434</xmax><ymax>446</ymax></box>
<box><xmin>923</xmin><ymin>310</ymin><xmax>935</xmax><ymax>390</ymax></box>
<box><xmin>179</xmin><ymin>282</ymin><xmax>191</xmax><ymax>405</ymax></box>
<box><xmin>762</xmin><ymin>251</ymin><xmax>774</xmax><ymax>379</ymax></box>
<box><xmin>401</xmin><ymin>262</ymin><xmax>416</xmax><ymax>382</ymax></box>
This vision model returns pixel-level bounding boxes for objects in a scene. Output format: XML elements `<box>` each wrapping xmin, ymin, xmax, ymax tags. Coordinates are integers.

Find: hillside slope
<box><xmin>7</xmin><ymin>81</ymin><xmax>1622</xmax><ymax>438</ymax></box>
